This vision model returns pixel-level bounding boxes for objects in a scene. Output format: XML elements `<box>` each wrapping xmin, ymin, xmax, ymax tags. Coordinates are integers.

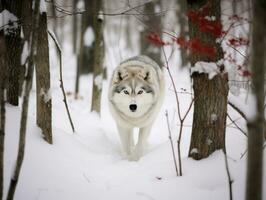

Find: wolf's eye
<box><xmin>137</xmin><ymin>90</ymin><xmax>143</xmax><ymax>95</ymax></box>
<box><xmin>124</xmin><ymin>90</ymin><xmax>129</xmax><ymax>95</ymax></box>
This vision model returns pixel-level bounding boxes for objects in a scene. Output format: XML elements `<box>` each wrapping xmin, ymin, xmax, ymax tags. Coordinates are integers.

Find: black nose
<box><xmin>129</xmin><ymin>104</ymin><xmax>137</xmax><ymax>112</ymax></box>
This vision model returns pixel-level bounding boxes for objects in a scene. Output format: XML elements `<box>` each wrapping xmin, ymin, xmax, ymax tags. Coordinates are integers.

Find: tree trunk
<box><xmin>3</xmin><ymin>0</ymin><xmax>23</xmax><ymax>106</ymax></box>
<box><xmin>187</xmin><ymin>0</ymin><xmax>229</xmax><ymax>160</ymax></box>
<box><xmin>7</xmin><ymin>0</ymin><xmax>40</xmax><ymax>198</ymax></box>
<box><xmin>125</xmin><ymin>15</ymin><xmax>133</xmax><ymax>51</ymax></box>
<box><xmin>0</xmin><ymin>76</ymin><xmax>5</xmax><ymax>200</ymax></box>
<box><xmin>140</xmin><ymin>0</ymin><xmax>162</xmax><ymax>66</ymax></box>
<box><xmin>75</xmin><ymin>0</ymin><xmax>94</xmax><ymax>97</ymax></box>
<box><xmin>0</xmin><ymin>16</ymin><xmax>7</xmax><ymax>200</ymax></box>
<box><xmin>176</xmin><ymin>0</ymin><xmax>188</xmax><ymax>67</ymax></box>
<box><xmin>245</xmin><ymin>1</ymin><xmax>265</xmax><ymax>200</ymax></box>
<box><xmin>35</xmin><ymin>11</ymin><xmax>53</xmax><ymax>144</ymax></box>
<box><xmin>72</xmin><ymin>0</ymin><xmax>78</xmax><ymax>54</ymax></box>
<box><xmin>91</xmin><ymin>0</ymin><xmax>104</xmax><ymax>114</ymax></box>
<box><xmin>79</xmin><ymin>0</ymin><xmax>94</xmax><ymax>74</ymax></box>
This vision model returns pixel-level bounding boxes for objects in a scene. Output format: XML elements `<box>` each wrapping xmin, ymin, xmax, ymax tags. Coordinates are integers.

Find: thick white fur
<box><xmin>108</xmin><ymin>56</ymin><xmax>165</xmax><ymax>161</ymax></box>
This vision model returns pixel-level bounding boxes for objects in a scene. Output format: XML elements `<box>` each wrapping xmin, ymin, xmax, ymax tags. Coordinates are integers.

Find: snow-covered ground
<box><xmin>3</xmin><ymin>6</ymin><xmax>266</xmax><ymax>200</ymax></box>
<box><xmin>4</xmin><ymin>44</ymin><xmax>265</xmax><ymax>200</ymax></box>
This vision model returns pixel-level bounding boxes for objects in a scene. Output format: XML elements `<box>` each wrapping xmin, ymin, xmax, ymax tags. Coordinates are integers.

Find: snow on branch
<box><xmin>191</xmin><ymin>61</ymin><xmax>221</xmax><ymax>79</ymax></box>
<box><xmin>0</xmin><ymin>10</ymin><xmax>18</xmax><ymax>34</ymax></box>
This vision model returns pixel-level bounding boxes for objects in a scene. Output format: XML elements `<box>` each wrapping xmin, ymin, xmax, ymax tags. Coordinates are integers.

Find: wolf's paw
<box><xmin>128</xmin><ymin>148</ymin><xmax>143</xmax><ymax>161</ymax></box>
<box><xmin>128</xmin><ymin>154</ymin><xmax>140</xmax><ymax>161</ymax></box>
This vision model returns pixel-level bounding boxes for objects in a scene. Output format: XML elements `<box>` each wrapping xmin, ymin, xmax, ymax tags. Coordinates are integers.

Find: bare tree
<box><xmin>245</xmin><ymin>1</ymin><xmax>265</xmax><ymax>200</ymax></box>
<box><xmin>75</xmin><ymin>0</ymin><xmax>95</xmax><ymax>97</ymax></box>
<box><xmin>0</xmin><ymin>72</ymin><xmax>5</xmax><ymax>200</ymax></box>
<box><xmin>35</xmin><ymin>10</ymin><xmax>53</xmax><ymax>144</ymax></box>
<box><xmin>7</xmin><ymin>0</ymin><xmax>40</xmax><ymax>198</ymax></box>
<box><xmin>0</xmin><ymin>6</ymin><xmax>7</xmax><ymax>198</ymax></box>
<box><xmin>91</xmin><ymin>0</ymin><xmax>104</xmax><ymax>113</ymax></box>
<box><xmin>176</xmin><ymin>0</ymin><xmax>188</xmax><ymax>67</ymax></box>
<box><xmin>3</xmin><ymin>0</ymin><xmax>23</xmax><ymax>106</ymax></box>
<box><xmin>187</xmin><ymin>0</ymin><xmax>229</xmax><ymax>160</ymax></box>
<box><xmin>140</xmin><ymin>0</ymin><xmax>163</xmax><ymax>66</ymax></box>
<box><xmin>72</xmin><ymin>0</ymin><xmax>79</xmax><ymax>54</ymax></box>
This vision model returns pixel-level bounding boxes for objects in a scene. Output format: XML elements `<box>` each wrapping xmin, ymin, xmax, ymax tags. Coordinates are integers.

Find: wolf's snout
<box><xmin>129</xmin><ymin>104</ymin><xmax>137</xmax><ymax>112</ymax></box>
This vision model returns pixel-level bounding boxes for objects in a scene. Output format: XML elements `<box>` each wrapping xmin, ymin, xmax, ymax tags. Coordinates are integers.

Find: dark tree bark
<box><xmin>245</xmin><ymin>1</ymin><xmax>266</xmax><ymax>200</ymax></box>
<box><xmin>187</xmin><ymin>0</ymin><xmax>229</xmax><ymax>160</ymax></box>
<box><xmin>2</xmin><ymin>0</ymin><xmax>23</xmax><ymax>106</ymax></box>
<box><xmin>7</xmin><ymin>0</ymin><xmax>40</xmax><ymax>199</ymax></box>
<box><xmin>140</xmin><ymin>0</ymin><xmax>162</xmax><ymax>66</ymax></box>
<box><xmin>18</xmin><ymin>0</ymin><xmax>33</xmax><ymax>100</ymax></box>
<box><xmin>79</xmin><ymin>0</ymin><xmax>94</xmax><ymax>74</ymax></box>
<box><xmin>72</xmin><ymin>0</ymin><xmax>78</xmax><ymax>54</ymax></box>
<box><xmin>36</xmin><ymin>11</ymin><xmax>53</xmax><ymax>144</ymax></box>
<box><xmin>75</xmin><ymin>0</ymin><xmax>95</xmax><ymax>97</ymax></box>
<box><xmin>0</xmin><ymin>76</ymin><xmax>5</xmax><ymax>200</ymax></box>
<box><xmin>0</xmin><ymin>13</ymin><xmax>7</xmax><ymax>199</ymax></box>
<box><xmin>91</xmin><ymin>0</ymin><xmax>104</xmax><ymax>114</ymax></box>
<box><xmin>176</xmin><ymin>0</ymin><xmax>188</xmax><ymax>67</ymax></box>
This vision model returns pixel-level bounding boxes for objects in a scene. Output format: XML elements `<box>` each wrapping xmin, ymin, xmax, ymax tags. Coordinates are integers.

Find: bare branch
<box><xmin>48</xmin><ymin>30</ymin><xmax>75</xmax><ymax>133</ymax></box>
<box><xmin>165</xmin><ymin>111</ymin><xmax>179</xmax><ymax>176</ymax></box>
<box><xmin>162</xmin><ymin>47</ymin><xmax>195</xmax><ymax>176</ymax></box>
<box><xmin>223</xmin><ymin>150</ymin><xmax>234</xmax><ymax>200</ymax></box>
<box><xmin>228</xmin><ymin>101</ymin><xmax>247</xmax><ymax>121</ymax></box>
<box><xmin>46</xmin><ymin>0</ymin><xmax>169</xmax><ymax>19</ymax></box>
<box><xmin>227</xmin><ymin>113</ymin><xmax>247</xmax><ymax>137</ymax></box>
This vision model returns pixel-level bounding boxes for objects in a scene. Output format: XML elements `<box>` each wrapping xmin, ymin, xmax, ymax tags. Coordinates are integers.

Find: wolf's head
<box><xmin>110</xmin><ymin>68</ymin><xmax>157</xmax><ymax>118</ymax></box>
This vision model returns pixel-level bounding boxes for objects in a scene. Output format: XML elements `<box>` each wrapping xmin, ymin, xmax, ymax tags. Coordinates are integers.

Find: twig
<box><xmin>83</xmin><ymin>173</ymin><xmax>90</xmax><ymax>183</ymax></box>
<box><xmin>226</xmin><ymin>44</ymin><xmax>247</xmax><ymax>59</ymax></box>
<box><xmin>162</xmin><ymin>47</ymin><xmax>195</xmax><ymax>176</ymax></box>
<box><xmin>240</xmin><ymin>148</ymin><xmax>248</xmax><ymax>159</ymax></box>
<box><xmin>165</xmin><ymin>111</ymin><xmax>179</xmax><ymax>176</ymax></box>
<box><xmin>48</xmin><ymin>30</ymin><xmax>75</xmax><ymax>133</ymax></box>
<box><xmin>0</xmin><ymin>20</ymin><xmax>21</xmax><ymax>31</ymax></box>
<box><xmin>162</xmin><ymin>49</ymin><xmax>182</xmax><ymax>121</ymax></box>
<box><xmin>46</xmin><ymin>0</ymin><xmax>168</xmax><ymax>18</ymax></box>
<box><xmin>227</xmin><ymin>113</ymin><xmax>247</xmax><ymax>137</ymax></box>
<box><xmin>228</xmin><ymin>101</ymin><xmax>247</xmax><ymax>121</ymax></box>
<box><xmin>218</xmin><ymin>22</ymin><xmax>235</xmax><ymax>44</ymax></box>
<box><xmin>223</xmin><ymin>150</ymin><xmax>234</xmax><ymax>200</ymax></box>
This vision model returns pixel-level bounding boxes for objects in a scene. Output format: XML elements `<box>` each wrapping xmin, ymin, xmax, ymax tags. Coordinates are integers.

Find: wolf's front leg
<box><xmin>130</xmin><ymin>124</ymin><xmax>152</xmax><ymax>161</ymax></box>
<box><xmin>117</xmin><ymin>125</ymin><xmax>134</xmax><ymax>157</ymax></box>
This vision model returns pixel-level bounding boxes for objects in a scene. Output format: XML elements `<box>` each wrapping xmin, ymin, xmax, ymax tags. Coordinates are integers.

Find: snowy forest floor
<box><xmin>3</xmin><ymin>41</ymin><xmax>266</xmax><ymax>200</ymax></box>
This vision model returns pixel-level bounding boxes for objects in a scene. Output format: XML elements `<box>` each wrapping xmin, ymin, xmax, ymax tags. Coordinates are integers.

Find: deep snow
<box><xmin>3</xmin><ymin>2</ymin><xmax>266</xmax><ymax>199</ymax></box>
<box><xmin>4</xmin><ymin>43</ymin><xmax>265</xmax><ymax>199</ymax></box>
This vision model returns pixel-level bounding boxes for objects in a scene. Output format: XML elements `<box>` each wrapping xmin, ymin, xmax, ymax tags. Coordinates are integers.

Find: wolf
<box><xmin>108</xmin><ymin>55</ymin><xmax>165</xmax><ymax>160</ymax></box>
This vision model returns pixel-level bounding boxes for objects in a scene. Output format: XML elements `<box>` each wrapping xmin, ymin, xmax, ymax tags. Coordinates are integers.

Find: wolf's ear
<box><xmin>144</xmin><ymin>72</ymin><xmax>150</xmax><ymax>81</ymax></box>
<box><xmin>114</xmin><ymin>70</ymin><xmax>123</xmax><ymax>83</ymax></box>
<box><xmin>117</xmin><ymin>71</ymin><xmax>123</xmax><ymax>81</ymax></box>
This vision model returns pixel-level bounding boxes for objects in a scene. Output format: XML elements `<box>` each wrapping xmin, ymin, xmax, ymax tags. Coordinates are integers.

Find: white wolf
<box><xmin>108</xmin><ymin>55</ymin><xmax>165</xmax><ymax>160</ymax></box>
